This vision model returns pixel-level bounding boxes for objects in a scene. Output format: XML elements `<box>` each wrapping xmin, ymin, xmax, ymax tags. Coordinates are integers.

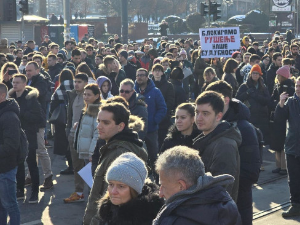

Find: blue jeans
<box><xmin>0</xmin><ymin>167</ymin><xmax>20</xmax><ymax>225</ymax></box>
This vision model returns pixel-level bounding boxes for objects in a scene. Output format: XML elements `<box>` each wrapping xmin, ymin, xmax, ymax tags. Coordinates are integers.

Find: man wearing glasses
<box><xmin>119</xmin><ymin>78</ymin><xmax>148</xmax><ymax>140</ymax></box>
<box><xmin>134</xmin><ymin>68</ymin><xmax>167</xmax><ymax>174</ymax></box>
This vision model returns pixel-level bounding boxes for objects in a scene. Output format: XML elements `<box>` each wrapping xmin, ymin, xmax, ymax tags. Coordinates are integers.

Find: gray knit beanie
<box><xmin>105</xmin><ymin>152</ymin><xmax>148</xmax><ymax>194</ymax></box>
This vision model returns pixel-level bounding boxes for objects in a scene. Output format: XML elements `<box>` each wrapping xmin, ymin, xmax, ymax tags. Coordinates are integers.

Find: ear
<box><xmin>224</xmin><ymin>96</ymin><xmax>230</xmax><ymax>106</ymax></box>
<box><xmin>117</xmin><ymin>122</ymin><xmax>125</xmax><ymax>132</ymax></box>
<box><xmin>216</xmin><ymin>111</ymin><xmax>223</xmax><ymax>122</ymax></box>
<box><xmin>178</xmin><ymin>179</ymin><xmax>188</xmax><ymax>191</ymax></box>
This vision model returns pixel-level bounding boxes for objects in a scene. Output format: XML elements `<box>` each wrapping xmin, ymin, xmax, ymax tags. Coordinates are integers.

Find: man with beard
<box><xmin>287</xmin><ymin>44</ymin><xmax>300</xmax><ymax>71</ymax></box>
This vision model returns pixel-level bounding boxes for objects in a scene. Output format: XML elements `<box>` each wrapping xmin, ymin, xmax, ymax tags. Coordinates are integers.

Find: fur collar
<box><xmin>98</xmin><ymin>181</ymin><xmax>164</xmax><ymax>225</ymax></box>
<box><xmin>129</xmin><ymin>115</ymin><xmax>144</xmax><ymax>133</ymax></box>
<box><xmin>84</xmin><ymin>103</ymin><xmax>100</xmax><ymax>117</ymax></box>
<box><xmin>8</xmin><ymin>86</ymin><xmax>39</xmax><ymax>100</ymax></box>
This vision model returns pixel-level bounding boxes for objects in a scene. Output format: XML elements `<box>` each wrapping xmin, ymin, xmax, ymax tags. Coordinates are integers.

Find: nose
<box><xmin>159</xmin><ymin>186</ymin><xmax>164</xmax><ymax>198</ymax></box>
<box><xmin>111</xmin><ymin>186</ymin><xmax>118</xmax><ymax>195</ymax></box>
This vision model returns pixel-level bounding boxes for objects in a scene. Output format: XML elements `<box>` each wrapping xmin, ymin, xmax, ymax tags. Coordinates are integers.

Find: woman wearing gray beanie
<box><xmin>90</xmin><ymin>152</ymin><xmax>164</xmax><ymax>225</ymax></box>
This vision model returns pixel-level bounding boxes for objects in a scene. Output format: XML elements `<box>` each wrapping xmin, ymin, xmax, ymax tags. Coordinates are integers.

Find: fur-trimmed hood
<box><xmin>98</xmin><ymin>181</ymin><xmax>164</xmax><ymax>225</ymax></box>
<box><xmin>99</xmin><ymin>63</ymin><xmax>110</xmax><ymax>75</ymax></box>
<box><xmin>84</xmin><ymin>103</ymin><xmax>100</xmax><ymax>117</ymax></box>
<box><xmin>9</xmin><ymin>86</ymin><xmax>39</xmax><ymax>100</ymax></box>
<box><xmin>129</xmin><ymin>115</ymin><xmax>144</xmax><ymax>133</ymax></box>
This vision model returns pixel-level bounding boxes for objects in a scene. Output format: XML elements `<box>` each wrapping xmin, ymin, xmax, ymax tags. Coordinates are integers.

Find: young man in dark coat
<box><xmin>266</xmin><ymin>52</ymin><xmax>282</xmax><ymax>95</ymax></box>
<box><xmin>206</xmin><ymin>80</ymin><xmax>261</xmax><ymax>225</ymax></box>
<box><xmin>275</xmin><ymin>77</ymin><xmax>300</xmax><ymax>217</ymax></box>
<box><xmin>0</xmin><ymin>83</ymin><xmax>21</xmax><ymax>224</ymax></box>
<box><xmin>151</xmin><ymin>63</ymin><xmax>175</xmax><ymax>148</ymax></box>
<box><xmin>25</xmin><ymin>62</ymin><xmax>53</xmax><ymax>191</ymax></box>
<box><xmin>10</xmin><ymin>74</ymin><xmax>43</xmax><ymax>203</ymax></box>
<box><xmin>154</xmin><ymin>146</ymin><xmax>242</xmax><ymax>225</ymax></box>
<box><xmin>83</xmin><ymin>102</ymin><xmax>148</xmax><ymax>225</ymax></box>
<box><xmin>193</xmin><ymin>91</ymin><xmax>241</xmax><ymax>202</ymax></box>
<box><xmin>118</xmin><ymin>50</ymin><xmax>137</xmax><ymax>81</ymax></box>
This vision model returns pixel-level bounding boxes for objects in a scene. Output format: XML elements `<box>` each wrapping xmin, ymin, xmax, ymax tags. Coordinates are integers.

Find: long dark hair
<box><xmin>76</xmin><ymin>63</ymin><xmax>96</xmax><ymax>80</ymax></box>
<box><xmin>247</xmin><ymin>74</ymin><xmax>265</xmax><ymax>92</ymax></box>
<box><xmin>223</xmin><ymin>59</ymin><xmax>239</xmax><ymax>74</ymax></box>
<box><xmin>59</xmin><ymin>69</ymin><xmax>74</xmax><ymax>84</ymax></box>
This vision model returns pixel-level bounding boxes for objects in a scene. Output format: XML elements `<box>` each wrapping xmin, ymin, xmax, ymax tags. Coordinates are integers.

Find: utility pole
<box><xmin>208</xmin><ymin>0</ymin><xmax>211</xmax><ymax>27</ymax></box>
<box><xmin>121</xmin><ymin>0</ymin><xmax>128</xmax><ymax>44</ymax></box>
<box><xmin>63</xmin><ymin>0</ymin><xmax>70</xmax><ymax>42</ymax></box>
<box><xmin>296</xmin><ymin>0</ymin><xmax>299</xmax><ymax>37</ymax></box>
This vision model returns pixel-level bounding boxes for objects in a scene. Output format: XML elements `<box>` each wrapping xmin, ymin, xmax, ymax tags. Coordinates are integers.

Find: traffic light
<box><xmin>211</xmin><ymin>3</ymin><xmax>221</xmax><ymax>21</ymax></box>
<box><xmin>200</xmin><ymin>2</ymin><xmax>209</xmax><ymax>16</ymax></box>
<box><xmin>19</xmin><ymin>0</ymin><xmax>29</xmax><ymax>15</ymax></box>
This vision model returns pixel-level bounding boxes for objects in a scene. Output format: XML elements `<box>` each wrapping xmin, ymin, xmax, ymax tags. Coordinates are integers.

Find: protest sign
<box><xmin>199</xmin><ymin>27</ymin><xmax>240</xmax><ymax>58</ymax></box>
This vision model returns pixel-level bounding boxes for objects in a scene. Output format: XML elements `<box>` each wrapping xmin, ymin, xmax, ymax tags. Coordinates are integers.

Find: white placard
<box><xmin>78</xmin><ymin>162</ymin><xmax>93</xmax><ymax>188</ymax></box>
<box><xmin>199</xmin><ymin>27</ymin><xmax>240</xmax><ymax>58</ymax></box>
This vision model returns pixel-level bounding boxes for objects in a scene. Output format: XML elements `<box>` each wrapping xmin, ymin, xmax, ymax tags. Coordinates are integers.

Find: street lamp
<box><xmin>224</xmin><ymin>0</ymin><xmax>233</xmax><ymax>21</ymax></box>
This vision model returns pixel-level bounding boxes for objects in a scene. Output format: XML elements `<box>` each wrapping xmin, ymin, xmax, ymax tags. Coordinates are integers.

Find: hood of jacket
<box><xmin>153</xmin><ymin>173</ymin><xmax>235</xmax><ymax>225</ymax></box>
<box><xmin>128</xmin><ymin>92</ymin><xmax>147</xmax><ymax>108</ymax></box>
<box><xmin>96</xmin><ymin>76</ymin><xmax>112</xmax><ymax>92</ymax></box>
<box><xmin>99</xmin><ymin>181</ymin><xmax>164</xmax><ymax>224</ymax></box>
<box><xmin>167</xmin><ymin>124</ymin><xmax>200</xmax><ymax>140</ymax></box>
<box><xmin>0</xmin><ymin>98</ymin><xmax>20</xmax><ymax>117</ymax></box>
<box><xmin>134</xmin><ymin>79</ymin><xmax>156</xmax><ymax>95</ymax></box>
<box><xmin>84</xmin><ymin>103</ymin><xmax>100</xmax><ymax>117</ymax></box>
<box><xmin>148</xmin><ymin>48</ymin><xmax>158</xmax><ymax>58</ymax></box>
<box><xmin>98</xmin><ymin>63</ymin><xmax>109</xmax><ymax>75</ymax></box>
<box><xmin>223</xmin><ymin>98</ymin><xmax>251</xmax><ymax>122</ymax></box>
<box><xmin>193</xmin><ymin>121</ymin><xmax>242</xmax><ymax>150</ymax></box>
<box><xmin>108</xmin><ymin>127</ymin><xmax>144</xmax><ymax>147</ymax></box>
<box><xmin>128</xmin><ymin>115</ymin><xmax>144</xmax><ymax>133</ymax></box>
<box><xmin>9</xmin><ymin>86</ymin><xmax>39</xmax><ymax>100</ymax></box>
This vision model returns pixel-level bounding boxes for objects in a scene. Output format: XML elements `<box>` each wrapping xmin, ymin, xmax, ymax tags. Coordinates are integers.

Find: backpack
<box><xmin>18</xmin><ymin>127</ymin><xmax>29</xmax><ymax>164</ymax></box>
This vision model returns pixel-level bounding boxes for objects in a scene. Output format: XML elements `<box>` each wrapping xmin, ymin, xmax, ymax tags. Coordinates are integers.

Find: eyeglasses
<box><xmin>136</xmin><ymin>74</ymin><xmax>146</xmax><ymax>77</ymax></box>
<box><xmin>119</xmin><ymin>89</ymin><xmax>132</xmax><ymax>94</ymax></box>
<box><xmin>245</xmin><ymin>39</ymin><xmax>249</xmax><ymax>41</ymax></box>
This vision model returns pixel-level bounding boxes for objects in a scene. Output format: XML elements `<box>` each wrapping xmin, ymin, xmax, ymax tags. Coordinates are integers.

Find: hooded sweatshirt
<box><xmin>153</xmin><ymin>173</ymin><xmax>242</xmax><ymax>225</ymax></box>
<box><xmin>96</xmin><ymin>76</ymin><xmax>114</xmax><ymax>100</ymax></box>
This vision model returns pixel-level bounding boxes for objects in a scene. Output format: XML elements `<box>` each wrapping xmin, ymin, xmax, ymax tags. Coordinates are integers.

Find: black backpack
<box><xmin>18</xmin><ymin>127</ymin><xmax>29</xmax><ymax>164</ymax></box>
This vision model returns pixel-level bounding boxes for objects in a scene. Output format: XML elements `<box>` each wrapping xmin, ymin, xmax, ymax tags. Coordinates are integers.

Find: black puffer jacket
<box><xmin>91</xmin><ymin>181</ymin><xmax>164</xmax><ymax>225</ymax></box>
<box><xmin>160</xmin><ymin>125</ymin><xmax>200</xmax><ymax>153</ymax></box>
<box><xmin>266</xmin><ymin>63</ymin><xmax>280</xmax><ymax>95</ymax></box>
<box><xmin>0</xmin><ymin>99</ymin><xmax>20</xmax><ymax>173</ymax></box>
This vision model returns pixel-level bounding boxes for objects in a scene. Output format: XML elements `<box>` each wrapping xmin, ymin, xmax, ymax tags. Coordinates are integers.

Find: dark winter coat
<box><xmin>275</xmin><ymin>93</ymin><xmax>300</xmax><ymax>157</ymax></box>
<box><xmin>160</xmin><ymin>125</ymin><xmax>200</xmax><ymax>153</ymax></box>
<box><xmin>28</xmin><ymin>73</ymin><xmax>48</xmax><ymax>128</ymax></box>
<box><xmin>201</xmin><ymin>76</ymin><xmax>219</xmax><ymax>93</ymax></box>
<box><xmin>222</xmin><ymin>99</ymin><xmax>261</xmax><ymax>184</ymax></box>
<box><xmin>170</xmin><ymin>79</ymin><xmax>187</xmax><ymax>108</ymax></box>
<box><xmin>0</xmin><ymin>99</ymin><xmax>20</xmax><ymax>173</ymax></box>
<box><xmin>9</xmin><ymin>87</ymin><xmax>43</xmax><ymax>152</ymax></box>
<box><xmin>135</xmin><ymin>79</ymin><xmax>167</xmax><ymax>132</ymax></box>
<box><xmin>152</xmin><ymin>75</ymin><xmax>175</xmax><ymax>130</ymax></box>
<box><xmin>48</xmin><ymin>63</ymin><xmax>63</xmax><ymax>80</ymax></box>
<box><xmin>259</xmin><ymin>62</ymin><xmax>268</xmax><ymax>84</ymax></box>
<box><xmin>269</xmin><ymin>79</ymin><xmax>295</xmax><ymax>151</ymax></box>
<box><xmin>266</xmin><ymin>63</ymin><xmax>280</xmax><ymax>95</ymax></box>
<box><xmin>128</xmin><ymin>92</ymin><xmax>148</xmax><ymax>140</ymax></box>
<box><xmin>153</xmin><ymin>173</ymin><xmax>242</xmax><ymax>225</ymax></box>
<box><xmin>236</xmin><ymin>80</ymin><xmax>271</xmax><ymax>144</ymax></box>
<box><xmin>236</xmin><ymin>62</ymin><xmax>246</xmax><ymax>86</ymax></box>
<box><xmin>91</xmin><ymin>182</ymin><xmax>164</xmax><ymax>225</ymax></box>
<box><xmin>83</xmin><ymin>128</ymin><xmax>148</xmax><ymax>225</ymax></box>
<box><xmin>193</xmin><ymin>122</ymin><xmax>242</xmax><ymax>202</ymax></box>
<box><xmin>123</xmin><ymin>62</ymin><xmax>137</xmax><ymax>81</ymax></box>
<box><xmin>222</xmin><ymin>72</ymin><xmax>239</xmax><ymax>97</ymax></box>
<box><xmin>194</xmin><ymin>56</ymin><xmax>208</xmax><ymax>89</ymax></box>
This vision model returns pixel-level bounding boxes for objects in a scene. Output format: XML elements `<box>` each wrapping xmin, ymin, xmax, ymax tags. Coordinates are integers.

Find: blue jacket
<box><xmin>135</xmin><ymin>79</ymin><xmax>167</xmax><ymax>132</ymax></box>
<box><xmin>275</xmin><ymin>93</ymin><xmax>300</xmax><ymax>157</ymax></box>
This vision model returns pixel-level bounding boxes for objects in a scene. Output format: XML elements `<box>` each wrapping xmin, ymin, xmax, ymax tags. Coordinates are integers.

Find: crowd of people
<box><xmin>0</xmin><ymin>29</ymin><xmax>300</xmax><ymax>225</ymax></box>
